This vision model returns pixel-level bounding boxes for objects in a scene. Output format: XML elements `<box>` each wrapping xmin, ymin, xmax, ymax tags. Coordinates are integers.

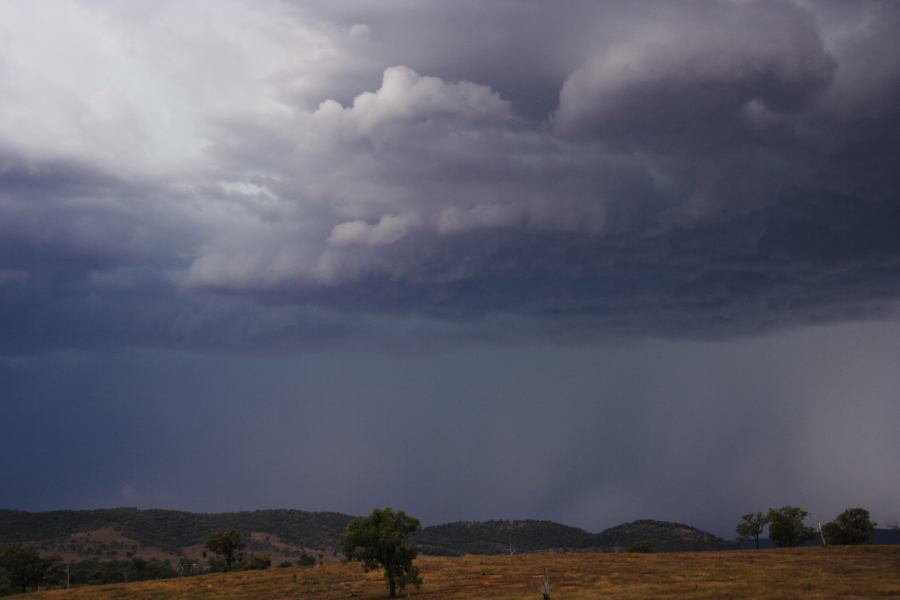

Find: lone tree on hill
<box><xmin>767</xmin><ymin>506</ymin><xmax>816</xmax><ymax>547</ymax></box>
<box><xmin>205</xmin><ymin>529</ymin><xmax>245</xmax><ymax>570</ymax></box>
<box><xmin>339</xmin><ymin>507</ymin><xmax>423</xmax><ymax>598</ymax></box>
<box><xmin>822</xmin><ymin>508</ymin><xmax>876</xmax><ymax>545</ymax></box>
<box><xmin>735</xmin><ymin>512</ymin><xmax>769</xmax><ymax>549</ymax></box>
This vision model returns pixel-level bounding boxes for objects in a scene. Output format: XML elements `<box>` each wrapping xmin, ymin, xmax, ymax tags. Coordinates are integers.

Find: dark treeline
<box><xmin>0</xmin><ymin>548</ymin><xmax>178</xmax><ymax>595</ymax></box>
<box><xmin>0</xmin><ymin>508</ymin><xmax>352</xmax><ymax>552</ymax></box>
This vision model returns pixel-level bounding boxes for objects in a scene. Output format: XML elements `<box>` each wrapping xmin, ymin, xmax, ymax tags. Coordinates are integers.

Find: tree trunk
<box><xmin>388</xmin><ymin>575</ymin><xmax>397</xmax><ymax>598</ymax></box>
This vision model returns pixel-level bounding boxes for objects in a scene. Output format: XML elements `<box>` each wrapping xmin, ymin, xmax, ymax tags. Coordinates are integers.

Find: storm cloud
<box><xmin>1</xmin><ymin>1</ymin><xmax>899</xmax><ymax>534</ymax></box>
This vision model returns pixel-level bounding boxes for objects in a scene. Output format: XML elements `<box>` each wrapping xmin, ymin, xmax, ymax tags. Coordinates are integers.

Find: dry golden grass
<box><xmin>24</xmin><ymin>546</ymin><xmax>900</xmax><ymax>599</ymax></box>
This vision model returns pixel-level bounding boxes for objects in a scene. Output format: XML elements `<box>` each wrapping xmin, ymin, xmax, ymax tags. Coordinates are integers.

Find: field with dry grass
<box><xmin>22</xmin><ymin>546</ymin><xmax>900</xmax><ymax>599</ymax></box>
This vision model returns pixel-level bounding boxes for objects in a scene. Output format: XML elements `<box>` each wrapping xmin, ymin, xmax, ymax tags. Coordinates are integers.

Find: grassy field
<box><xmin>22</xmin><ymin>546</ymin><xmax>900</xmax><ymax>599</ymax></box>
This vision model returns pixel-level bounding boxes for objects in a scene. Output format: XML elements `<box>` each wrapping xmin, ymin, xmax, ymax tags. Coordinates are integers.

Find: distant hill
<box><xmin>415</xmin><ymin>520</ymin><xmax>597</xmax><ymax>555</ymax></box>
<box><xmin>0</xmin><ymin>508</ymin><xmax>353</xmax><ymax>556</ymax></box>
<box><xmin>415</xmin><ymin>518</ymin><xmax>735</xmax><ymax>554</ymax></box>
<box><xmin>0</xmin><ymin>508</ymin><xmax>740</xmax><ymax>560</ymax></box>
<box><xmin>593</xmin><ymin>520</ymin><xmax>734</xmax><ymax>552</ymax></box>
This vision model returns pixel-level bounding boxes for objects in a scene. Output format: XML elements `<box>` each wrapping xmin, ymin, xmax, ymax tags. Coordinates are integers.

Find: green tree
<box><xmin>0</xmin><ymin>545</ymin><xmax>60</xmax><ymax>594</ymax></box>
<box><xmin>766</xmin><ymin>506</ymin><xmax>815</xmax><ymax>547</ymax></box>
<box><xmin>735</xmin><ymin>512</ymin><xmax>769</xmax><ymax>549</ymax></box>
<box><xmin>204</xmin><ymin>529</ymin><xmax>245</xmax><ymax>571</ymax></box>
<box><xmin>339</xmin><ymin>507</ymin><xmax>423</xmax><ymax>598</ymax></box>
<box><xmin>822</xmin><ymin>507</ymin><xmax>876</xmax><ymax>545</ymax></box>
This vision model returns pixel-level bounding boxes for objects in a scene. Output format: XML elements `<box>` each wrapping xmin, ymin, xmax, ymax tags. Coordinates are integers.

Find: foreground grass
<box><xmin>24</xmin><ymin>546</ymin><xmax>900</xmax><ymax>599</ymax></box>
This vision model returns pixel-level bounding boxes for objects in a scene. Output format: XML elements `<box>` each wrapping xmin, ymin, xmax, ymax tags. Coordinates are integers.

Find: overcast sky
<box><xmin>1</xmin><ymin>0</ymin><xmax>899</xmax><ymax>538</ymax></box>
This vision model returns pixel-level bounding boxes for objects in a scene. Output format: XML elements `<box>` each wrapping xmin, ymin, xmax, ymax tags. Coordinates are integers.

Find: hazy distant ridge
<box><xmin>0</xmin><ymin>508</ymin><xmax>353</xmax><ymax>552</ymax></box>
<box><xmin>0</xmin><ymin>509</ymin><xmax>747</xmax><ymax>555</ymax></box>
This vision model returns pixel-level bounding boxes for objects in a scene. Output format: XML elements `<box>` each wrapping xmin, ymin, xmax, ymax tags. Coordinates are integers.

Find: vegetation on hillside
<box><xmin>1</xmin><ymin>510</ymin><xmax>736</xmax><ymax>559</ymax></box>
<box><xmin>0</xmin><ymin>509</ymin><xmax>352</xmax><ymax>554</ymax></box>
<box><xmin>415</xmin><ymin>520</ymin><xmax>597</xmax><ymax>555</ymax></box>
<box><xmin>593</xmin><ymin>520</ymin><xmax>734</xmax><ymax>552</ymax></box>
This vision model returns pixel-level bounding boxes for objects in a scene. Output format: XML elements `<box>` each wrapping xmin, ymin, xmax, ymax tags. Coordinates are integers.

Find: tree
<box><xmin>822</xmin><ymin>507</ymin><xmax>876</xmax><ymax>545</ymax></box>
<box><xmin>339</xmin><ymin>507</ymin><xmax>423</xmax><ymax>598</ymax></box>
<box><xmin>0</xmin><ymin>545</ymin><xmax>60</xmax><ymax>593</ymax></box>
<box><xmin>766</xmin><ymin>506</ymin><xmax>815</xmax><ymax>547</ymax></box>
<box><xmin>735</xmin><ymin>512</ymin><xmax>769</xmax><ymax>549</ymax></box>
<box><xmin>204</xmin><ymin>529</ymin><xmax>245</xmax><ymax>571</ymax></box>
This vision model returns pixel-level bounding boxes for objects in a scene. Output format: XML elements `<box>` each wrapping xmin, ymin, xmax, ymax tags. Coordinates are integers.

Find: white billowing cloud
<box><xmin>554</xmin><ymin>1</ymin><xmax>835</xmax><ymax>135</ymax></box>
<box><xmin>0</xmin><ymin>0</ymin><xmax>331</xmax><ymax>173</ymax></box>
<box><xmin>314</xmin><ymin>65</ymin><xmax>512</xmax><ymax>135</ymax></box>
<box><xmin>329</xmin><ymin>213</ymin><xmax>421</xmax><ymax>246</ymax></box>
<box><xmin>348</xmin><ymin>23</ymin><xmax>371</xmax><ymax>40</ymax></box>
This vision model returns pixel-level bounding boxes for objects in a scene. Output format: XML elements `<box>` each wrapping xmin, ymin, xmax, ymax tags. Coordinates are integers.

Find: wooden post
<box><xmin>539</xmin><ymin>568</ymin><xmax>551</xmax><ymax>600</ymax></box>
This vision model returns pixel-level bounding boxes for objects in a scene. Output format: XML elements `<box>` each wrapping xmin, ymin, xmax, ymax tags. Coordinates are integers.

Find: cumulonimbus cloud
<box><xmin>1</xmin><ymin>0</ymin><xmax>900</xmax><ymax>353</ymax></box>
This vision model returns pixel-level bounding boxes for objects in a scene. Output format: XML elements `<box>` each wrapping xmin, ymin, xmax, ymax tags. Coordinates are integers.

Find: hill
<box><xmin>414</xmin><ymin>519</ymin><xmax>597</xmax><ymax>555</ymax></box>
<box><xmin>593</xmin><ymin>519</ymin><xmax>735</xmax><ymax>552</ymax></box>
<box><xmin>0</xmin><ymin>509</ymin><xmax>736</xmax><ymax>559</ymax></box>
<box><xmin>0</xmin><ymin>508</ymin><xmax>353</xmax><ymax>558</ymax></box>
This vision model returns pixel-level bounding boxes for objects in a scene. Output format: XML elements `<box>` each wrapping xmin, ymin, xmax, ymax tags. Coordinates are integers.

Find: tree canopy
<box><xmin>822</xmin><ymin>508</ymin><xmax>876</xmax><ymax>545</ymax></box>
<box><xmin>0</xmin><ymin>545</ymin><xmax>60</xmax><ymax>594</ymax></box>
<box><xmin>735</xmin><ymin>512</ymin><xmax>769</xmax><ymax>549</ymax></box>
<box><xmin>204</xmin><ymin>529</ymin><xmax>245</xmax><ymax>570</ymax></box>
<box><xmin>767</xmin><ymin>506</ymin><xmax>815</xmax><ymax>548</ymax></box>
<box><xmin>339</xmin><ymin>508</ymin><xmax>422</xmax><ymax>598</ymax></box>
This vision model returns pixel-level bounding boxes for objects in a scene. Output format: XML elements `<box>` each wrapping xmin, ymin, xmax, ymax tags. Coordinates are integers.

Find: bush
<box><xmin>627</xmin><ymin>540</ymin><xmax>655</xmax><ymax>553</ymax></box>
<box><xmin>296</xmin><ymin>552</ymin><xmax>316</xmax><ymax>567</ymax></box>
<box><xmin>242</xmin><ymin>555</ymin><xmax>271</xmax><ymax>570</ymax></box>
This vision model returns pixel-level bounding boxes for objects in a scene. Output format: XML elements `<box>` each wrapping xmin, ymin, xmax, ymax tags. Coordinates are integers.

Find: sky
<box><xmin>1</xmin><ymin>0</ymin><xmax>899</xmax><ymax>538</ymax></box>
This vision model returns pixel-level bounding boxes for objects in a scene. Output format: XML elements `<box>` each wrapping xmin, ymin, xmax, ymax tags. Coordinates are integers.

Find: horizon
<box><xmin>8</xmin><ymin>503</ymin><xmax>890</xmax><ymax>543</ymax></box>
<box><xmin>2</xmin><ymin>1</ymin><xmax>899</xmax><ymax>542</ymax></box>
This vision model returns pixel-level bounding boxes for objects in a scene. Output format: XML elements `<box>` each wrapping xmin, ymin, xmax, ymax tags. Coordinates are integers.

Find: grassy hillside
<box><xmin>18</xmin><ymin>546</ymin><xmax>900</xmax><ymax>599</ymax></box>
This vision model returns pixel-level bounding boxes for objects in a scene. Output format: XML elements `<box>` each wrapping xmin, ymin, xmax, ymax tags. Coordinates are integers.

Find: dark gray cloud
<box><xmin>2</xmin><ymin>0</ymin><xmax>898</xmax><ymax>352</ymax></box>
<box><xmin>1</xmin><ymin>1</ymin><xmax>899</xmax><ymax>534</ymax></box>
